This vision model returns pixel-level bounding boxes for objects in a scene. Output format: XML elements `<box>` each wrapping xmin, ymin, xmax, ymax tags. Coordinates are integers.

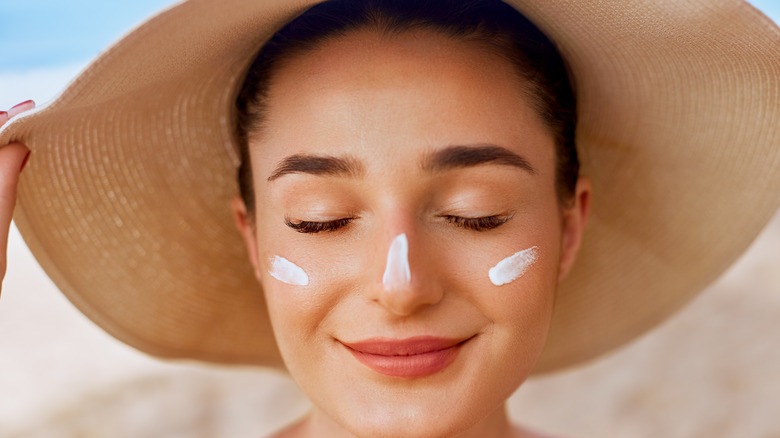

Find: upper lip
<box><xmin>340</xmin><ymin>335</ymin><xmax>473</xmax><ymax>356</ymax></box>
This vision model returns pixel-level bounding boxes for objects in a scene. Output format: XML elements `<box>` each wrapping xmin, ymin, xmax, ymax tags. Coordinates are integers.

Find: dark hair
<box><xmin>235</xmin><ymin>0</ymin><xmax>578</xmax><ymax>215</ymax></box>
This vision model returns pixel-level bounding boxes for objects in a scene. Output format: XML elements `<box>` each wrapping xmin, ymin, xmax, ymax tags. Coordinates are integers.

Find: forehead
<box><xmin>256</xmin><ymin>29</ymin><xmax>553</xmax><ymax>171</ymax></box>
<box><xmin>274</xmin><ymin>28</ymin><xmax>516</xmax><ymax>88</ymax></box>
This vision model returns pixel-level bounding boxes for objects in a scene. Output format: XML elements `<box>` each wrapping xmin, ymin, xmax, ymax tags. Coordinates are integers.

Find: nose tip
<box><xmin>375</xmin><ymin>233</ymin><xmax>443</xmax><ymax>316</ymax></box>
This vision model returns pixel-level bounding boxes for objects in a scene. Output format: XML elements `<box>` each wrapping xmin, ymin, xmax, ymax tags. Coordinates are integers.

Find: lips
<box><xmin>341</xmin><ymin>336</ymin><xmax>471</xmax><ymax>378</ymax></box>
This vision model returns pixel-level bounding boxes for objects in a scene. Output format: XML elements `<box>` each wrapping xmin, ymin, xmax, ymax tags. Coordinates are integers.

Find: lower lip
<box><xmin>345</xmin><ymin>342</ymin><xmax>465</xmax><ymax>378</ymax></box>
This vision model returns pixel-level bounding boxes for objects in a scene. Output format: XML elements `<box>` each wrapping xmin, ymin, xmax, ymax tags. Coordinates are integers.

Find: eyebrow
<box><xmin>267</xmin><ymin>144</ymin><xmax>535</xmax><ymax>181</ymax></box>
<box><xmin>421</xmin><ymin>144</ymin><xmax>537</xmax><ymax>175</ymax></box>
<box><xmin>267</xmin><ymin>154</ymin><xmax>364</xmax><ymax>181</ymax></box>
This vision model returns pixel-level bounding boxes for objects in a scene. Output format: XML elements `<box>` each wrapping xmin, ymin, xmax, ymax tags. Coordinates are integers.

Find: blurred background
<box><xmin>1</xmin><ymin>1</ymin><xmax>779</xmax><ymax>437</ymax></box>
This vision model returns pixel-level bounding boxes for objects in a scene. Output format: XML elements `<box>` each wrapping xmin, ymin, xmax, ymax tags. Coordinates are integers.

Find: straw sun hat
<box><xmin>1</xmin><ymin>0</ymin><xmax>779</xmax><ymax>374</ymax></box>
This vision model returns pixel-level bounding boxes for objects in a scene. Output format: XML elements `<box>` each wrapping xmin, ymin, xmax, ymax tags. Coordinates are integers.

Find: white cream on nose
<box><xmin>269</xmin><ymin>255</ymin><xmax>309</xmax><ymax>286</ymax></box>
<box><xmin>382</xmin><ymin>233</ymin><xmax>411</xmax><ymax>289</ymax></box>
<box><xmin>488</xmin><ymin>246</ymin><xmax>539</xmax><ymax>286</ymax></box>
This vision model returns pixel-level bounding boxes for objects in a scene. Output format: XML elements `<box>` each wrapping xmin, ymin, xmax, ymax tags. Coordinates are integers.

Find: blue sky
<box><xmin>0</xmin><ymin>0</ymin><xmax>175</xmax><ymax>70</ymax></box>
<box><xmin>0</xmin><ymin>0</ymin><xmax>778</xmax><ymax>108</ymax></box>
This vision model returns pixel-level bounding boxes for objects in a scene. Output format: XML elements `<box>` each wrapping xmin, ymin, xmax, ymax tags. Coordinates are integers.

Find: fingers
<box><xmin>0</xmin><ymin>100</ymin><xmax>36</xmax><ymax>293</ymax></box>
<box><xmin>0</xmin><ymin>143</ymin><xmax>30</xmax><ymax>288</ymax></box>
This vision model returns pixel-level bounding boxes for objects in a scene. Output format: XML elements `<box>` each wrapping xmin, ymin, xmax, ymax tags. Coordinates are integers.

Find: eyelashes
<box><xmin>285</xmin><ymin>217</ymin><xmax>355</xmax><ymax>234</ymax></box>
<box><xmin>285</xmin><ymin>214</ymin><xmax>512</xmax><ymax>234</ymax></box>
<box><xmin>441</xmin><ymin>214</ymin><xmax>512</xmax><ymax>231</ymax></box>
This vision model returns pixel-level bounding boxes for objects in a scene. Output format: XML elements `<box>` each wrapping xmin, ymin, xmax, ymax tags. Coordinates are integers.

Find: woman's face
<box><xmin>234</xmin><ymin>29</ymin><xmax>589</xmax><ymax>437</ymax></box>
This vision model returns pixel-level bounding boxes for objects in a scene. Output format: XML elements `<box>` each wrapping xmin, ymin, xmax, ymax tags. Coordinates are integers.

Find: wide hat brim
<box><xmin>2</xmin><ymin>0</ymin><xmax>779</xmax><ymax>374</ymax></box>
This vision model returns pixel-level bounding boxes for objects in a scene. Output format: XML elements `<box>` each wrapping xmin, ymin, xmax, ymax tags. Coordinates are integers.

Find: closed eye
<box><xmin>285</xmin><ymin>217</ymin><xmax>355</xmax><ymax>233</ymax></box>
<box><xmin>442</xmin><ymin>214</ymin><xmax>512</xmax><ymax>231</ymax></box>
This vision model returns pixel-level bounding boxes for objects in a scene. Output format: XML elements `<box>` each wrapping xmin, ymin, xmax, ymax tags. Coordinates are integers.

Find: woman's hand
<box><xmin>0</xmin><ymin>100</ymin><xmax>35</xmax><ymax>295</ymax></box>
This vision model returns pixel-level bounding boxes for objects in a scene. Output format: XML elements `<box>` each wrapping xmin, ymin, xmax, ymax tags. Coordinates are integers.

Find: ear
<box><xmin>231</xmin><ymin>196</ymin><xmax>262</xmax><ymax>280</ymax></box>
<box><xmin>558</xmin><ymin>176</ymin><xmax>592</xmax><ymax>282</ymax></box>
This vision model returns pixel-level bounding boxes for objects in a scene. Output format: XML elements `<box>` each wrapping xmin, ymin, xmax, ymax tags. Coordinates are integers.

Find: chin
<box><xmin>338</xmin><ymin>408</ymin><xmax>479</xmax><ymax>438</ymax></box>
<box><xmin>315</xmin><ymin>378</ymin><xmax>509</xmax><ymax>438</ymax></box>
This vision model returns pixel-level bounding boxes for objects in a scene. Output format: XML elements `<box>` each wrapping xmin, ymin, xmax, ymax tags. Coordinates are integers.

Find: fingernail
<box><xmin>8</xmin><ymin>100</ymin><xmax>36</xmax><ymax>118</ymax></box>
<box><xmin>20</xmin><ymin>151</ymin><xmax>31</xmax><ymax>173</ymax></box>
<box><xmin>0</xmin><ymin>111</ymin><xmax>7</xmax><ymax>123</ymax></box>
<box><xmin>11</xmin><ymin>100</ymin><xmax>35</xmax><ymax>110</ymax></box>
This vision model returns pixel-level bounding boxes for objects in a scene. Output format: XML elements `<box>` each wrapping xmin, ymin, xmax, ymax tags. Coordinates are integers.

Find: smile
<box><xmin>340</xmin><ymin>336</ymin><xmax>473</xmax><ymax>378</ymax></box>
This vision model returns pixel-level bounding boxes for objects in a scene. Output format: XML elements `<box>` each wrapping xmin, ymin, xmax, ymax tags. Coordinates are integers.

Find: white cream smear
<box><xmin>488</xmin><ymin>246</ymin><xmax>539</xmax><ymax>286</ymax></box>
<box><xmin>382</xmin><ymin>233</ymin><xmax>411</xmax><ymax>289</ymax></box>
<box><xmin>269</xmin><ymin>255</ymin><xmax>309</xmax><ymax>286</ymax></box>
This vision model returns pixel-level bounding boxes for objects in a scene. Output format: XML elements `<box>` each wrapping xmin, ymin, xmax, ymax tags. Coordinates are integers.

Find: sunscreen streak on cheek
<box><xmin>489</xmin><ymin>246</ymin><xmax>539</xmax><ymax>286</ymax></box>
<box><xmin>269</xmin><ymin>256</ymin><xmax>309</xmax><ymax>286</ymax></box>
<box><xmin>382</xmin><ymin>233</ymin><xmax>411</xmax><ymax>289</ymax></box>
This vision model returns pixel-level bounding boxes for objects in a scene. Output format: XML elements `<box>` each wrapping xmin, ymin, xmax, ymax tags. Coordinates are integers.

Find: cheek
<box><xmin>433</xmin><ymin>221</ymin><xmax>560</xmax><ymax>358</ymax></box>
<box><xmin>434</xmin><ymin>218</ymin><xmax>561</xmax><ymax>299</ymax></box>
<box><xmin>255</xmin><ymin>237</ymin><xmax>368</xmax><ymax>355</ymax></box>
<box><xmin>450</xmin><ymin>242</ymin><xmax>558</xmax><ymax>330</ymax></box>
<box><xmin>470</xmin><ymin>251</ymin><xmax>558</xmax><ymax>384</ymax></box>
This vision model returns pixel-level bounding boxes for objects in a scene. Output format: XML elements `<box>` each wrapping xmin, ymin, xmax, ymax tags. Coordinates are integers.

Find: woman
<box><xmin>1</xmin><ymin>0</ymin><xmax>779</xmax><ymax>436</ymax></box>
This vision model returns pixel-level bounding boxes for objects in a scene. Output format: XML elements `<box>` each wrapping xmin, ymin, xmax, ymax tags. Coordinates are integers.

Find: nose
<box><xmin>373</xmin><ymin>232</ymin><xmax>444</xmax><ymax>316</ymax></box>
